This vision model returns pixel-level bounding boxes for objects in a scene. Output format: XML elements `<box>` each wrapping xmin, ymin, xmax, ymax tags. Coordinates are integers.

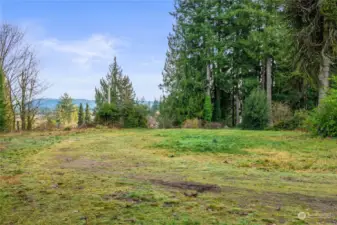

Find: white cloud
<box><xmin>39</xmin><ymin>34</ymin><xmax>121</xmax><ymax>67</ymax></box>
<box><xmin>32</xmin><ymin>34</ymin><xmax>126</xmax><ymax>99</ymax></box>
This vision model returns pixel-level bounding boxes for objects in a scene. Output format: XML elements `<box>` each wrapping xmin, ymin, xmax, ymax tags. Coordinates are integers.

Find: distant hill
<box><xmin>36</xmin><ymin>98</ymin><xmax>96</xmax><ymax>110</ymax></box>
<box><xmin>35</xmin><ymin>98</ymin><xmax>154</xmax><ymax>111</ymax></box>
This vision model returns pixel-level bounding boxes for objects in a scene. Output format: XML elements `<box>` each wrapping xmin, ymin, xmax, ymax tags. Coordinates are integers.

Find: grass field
<box><xmin>1</xmin><ymin>129</ymin><xmax>337</xmax><ymax>224</ymax></box>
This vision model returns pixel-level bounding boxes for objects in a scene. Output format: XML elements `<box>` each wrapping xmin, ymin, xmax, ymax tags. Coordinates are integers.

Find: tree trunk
<box><xmin>27</xmin><ymin>115</ymin><xmax>32</xmax><ymax>130</ymax></box>
<box><xmin>232</xmin><ymin>88</ymin><xmax>235</xmax><ymax>127</ymax></box>
<box><xmin>235</xmin><ymin>93</ymin><xmax>241</xmax><ymax>125</ymax></box>
<box><xmin>266</xmin><ymin>57</ymin><xmax>273</xmax><ymax>126</ymax></box>
<box><xmin>318</xmin><ymin>57</ymin><xmax>330</xmax><ymax>105</ymax></box>
<box><xmin>260</xmin><ymin>59</ymin><xmax>266</xmax><ymax>90</ymax></box>
<box><xmin>6</xmin><ymin>84</ymin><xmax>15</xmax><ymax>131</ymax></box>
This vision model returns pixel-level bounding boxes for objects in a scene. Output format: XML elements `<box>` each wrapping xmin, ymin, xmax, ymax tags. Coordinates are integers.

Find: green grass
<box><xmin>1</xmin><ymin>129</ymin><xmax>337</xmax><ymax>224</ymax></box>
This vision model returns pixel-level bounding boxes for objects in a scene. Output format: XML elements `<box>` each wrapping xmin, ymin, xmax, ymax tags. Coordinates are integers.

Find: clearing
<box><xmin>1</xmin><ymin>129</ymin><xmax>337</xmax><ymax>224</ymax></box>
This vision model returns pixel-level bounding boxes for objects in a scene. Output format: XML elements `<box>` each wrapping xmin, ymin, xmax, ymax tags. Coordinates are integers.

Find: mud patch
<box><xmin>232</xmin><ymin>186</ymin><xmax>337</xmax><ymax>214</ymax></box>
<box><xmin>263</xmin><ymin>192</ymin><xmax>337</xmax><ymax>213</ymax></box>
<box><xmin>150</xmin><ymin>179</ymin><xmax>221</xmax><ymax>193</ymax></box>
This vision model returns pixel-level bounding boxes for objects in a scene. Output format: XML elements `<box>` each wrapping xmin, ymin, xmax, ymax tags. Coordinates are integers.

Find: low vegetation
<box><xmin>1</xmin><ymin>129</ymin><xmax>337</xmax><ymax>224</ymax></box>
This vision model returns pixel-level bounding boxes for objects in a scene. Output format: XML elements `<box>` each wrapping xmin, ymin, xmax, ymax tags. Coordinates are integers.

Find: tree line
<box><xmin>159</xmin><ymin>0</ymin><xmax>336</xmax><ymax>133</ymax></box>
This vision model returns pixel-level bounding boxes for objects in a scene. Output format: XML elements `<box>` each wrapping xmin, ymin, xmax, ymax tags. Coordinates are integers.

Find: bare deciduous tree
<box><xmin>0</xmin><ymin>23</ymin><xmax>48</xmax><ymax>131</ymax></box>
<box><xmin>13</xmin><ymin>49</ymin><xmax>48</xmax><ymax>130</ymax></box>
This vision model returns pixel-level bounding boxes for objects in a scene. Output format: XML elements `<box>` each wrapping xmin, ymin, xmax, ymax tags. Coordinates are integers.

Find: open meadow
<box><xmin>1</xmin><ymin>129</ymin><xmax>337</xmax><ymax>225</ymax></box>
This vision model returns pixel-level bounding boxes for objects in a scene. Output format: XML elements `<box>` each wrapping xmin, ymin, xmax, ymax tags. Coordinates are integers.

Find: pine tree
<box><xmin>95</xmin><ymin>57</ymin><xmax>122</xmax><ymax>110</ymax></box>
<box><xmin>78</xmin><ymin>103</ymin><xmax>84</xmax><ymax>126</ymax></box>
<box><xmin>95</xmin><ymin>57</ymin><xmax>143</xmax><ymax>127</ymax></box>
<box><xmin>56</xmin><ymin>93</ymin><xmax>75</xmax><ymax>125</ymax></box>
<box><xmin>160</xmin><ymin>0</ymin><xmax>310</xmax><ymax>127</ymax></box>
<box><xmin>85</xmin><ymin>103</ymin><xmax>91</xmax><ymax>124</ymax></box>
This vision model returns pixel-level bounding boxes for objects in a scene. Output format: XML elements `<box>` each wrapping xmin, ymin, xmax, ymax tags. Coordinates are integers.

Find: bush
<box><xmin>272</xmin><ymin>110</ymin><xmax>308</xmax><ymax>131</ymax></box>
<box><xmin>95</xmin><ymin>124</ymin><xmax>108</xmax><ymax>129</ymax></box>
<box><xmin>96</xmin><ymin>103</ymin><xmax>120</xmax><ymax>125</ymax></box>
<box><xmin>203</xmin><ymin>95</ymin><xmax>213</xmax><ymax>122</ymax></box>
<box><xmin>272</xmin><ymin>102</ymin><xmax>292</xmax><ymax>125</ymax></box>
<box><xmin>157</xmin><ymin>115</ymin><xmax>175</xmax><ymax>128</ymax></box>
<box><xmin>182</xmin><ymin>119</ymin><xmax>202</xmax><ymax>129</ymax></box>
<box><xmin>64</xmin><ymin>127</ymin><xmax>71</xmax><ymax>131</ymax></box>
<box><xmin>306</xmin><ymin>95</ymin><xmax>337</xmax><ymax>137</ymax></box>
<box><xmin>242</xmin><ymin>89</ymin><xmax>269</xmax><ymax>130</ymax></box>
<box><xmin>147</xmin><ymin>116</ymin><xmax>159</xmax><ymax>129</ymax></box>
<box><xmin>204</xmin><ymin>122</ymin><xmax>224</xmax><ymax>129</ymax></box>
<box><xmin>35</xmin><ymin>118</ymin><xmax>56</xmax><ymax>131</ymax></box>
<box><xmin>304</xmin><ymin>76</ymin><xmax>337</xmax><ymax>137</ymax></box>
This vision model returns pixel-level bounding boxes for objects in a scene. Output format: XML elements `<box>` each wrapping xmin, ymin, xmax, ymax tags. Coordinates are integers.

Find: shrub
<box><xmin>95</xmin><ymin>124</ymin><xmax>107</xmax><ymax>129</ymax></box>
<box><xmin>304</xmin><ymin>76</ymin><xmax>337</xmax><ymax>137</ymax></box>
<box><xmin>96</xmin><ymin>103</ymin><xmax>119</xmax><ymax>125</ymax></box>
<box><xmin>182</xmin><ymin>119</ymin><xmax>202</xmax><ymax>129</ymax></box>
<box><xmin>242</xmin><ymin>89</ymin><xmax>269</xmax><ymax>130</ymax></box>
<box><xmin>306</xmin><ymin>97</ymin><xmax>337</xmax><ymax>137</ymax></box>
<box><xmin>64</xmin><ymin>127</ymin><xmax>71</xmax><ymax>131</ymax></box>
<box><xmin>147</xmin><ymin>116</ymin><xmax>159</xmax><ymax>129</ymax></box>
<box><xmin>157</xmin><ymin>115</ymin><xmax>174</xmax><ymax>128</ymax></box>
<box><xmin>293</xmin><ymin>110</ymin><xmax>309</xmax><ymax>130</ymax></box>
<box><xmin>272</xmin><ymin>102</ymin><xmax>292</xmax><ymax>125</ymax></box>
<box><xmin>272</xmin><ymin>110</ymin><xmax>308</xmax><ymax>131</ymax></box>
<box><xmin>35</xmin><ymin>118</ymin><xmax>56</xmax><ymax>131</ymax></box>
<box><xmin>46</xmin><ymin>118</ymin><xmax>56</xmax><ymax>130</ymax></box>
<box><xmin>204</xmin><ymin>122</ymin><xmax>224</xmax><ymax>129</ymax></box>
<box><xmin>203</xmin><ymin>95</ymin><xmax>213</xmax><ymax>122</ymax></box>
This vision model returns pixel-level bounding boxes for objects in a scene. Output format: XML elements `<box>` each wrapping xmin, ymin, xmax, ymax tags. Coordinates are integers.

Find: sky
<box><xmin>0</xmin><ymin>0</ymin><xmax>174</xmax><ymax>100</ymax></box>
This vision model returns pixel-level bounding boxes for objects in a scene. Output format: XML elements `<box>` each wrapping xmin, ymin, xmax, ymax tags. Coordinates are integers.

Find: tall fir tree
<box><xmin>160</xmin><ymin>0</ymin><xmax>316</xmax><ymax>127</ymax></box>
<box><xmin>95</xmin><ymin>57</ymin><xmax>142</xmax><ymax>127</ymax></box>
<box><xmin>56</xmin><ymin>93</ymin><xmax>75</xmax><ymax>125</ymax></box>
<box><xmin>78</xmin><ymin>103</ymin><xmax>84</xmax><ymax>126</ymax></box>
<box><xmin>85</xmin><ymin>103</ymin><xmax>91</xmax><ymax>124</ymax></box>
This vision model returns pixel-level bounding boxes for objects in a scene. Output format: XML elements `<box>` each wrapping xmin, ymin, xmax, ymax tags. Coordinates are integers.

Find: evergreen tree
<box><xmin>151</xmin><ymin>99</ymin><xmax>160</xmax><ymax>115</ymax></box>
<box><xmin>0</xmin><ymin>68</ymin><xmax>13</xmax><ymax>132</ymax></box>
<box><xmin>286</xmin><ymin>0</ymin><xmax>337</xmax><ymax>105</ymax></box>
<box><xmin>95</xmin><ymin>57</ymin><xmax>122</xmax><ymax>110</ymax></box>
<box><xmin>85</xmin><ymin>103</ymin><xmax>91</xmax><ymax>124</ymax></box>
<box><xmin>95</xmin><ymin>57</ymin><xmax>145</xmax><ymax>127</ymax></box>
<box><xmin>160</xmin><ymin>0</ymin><xmax>316</xmax><ymax>127</ymax></box>
<box><xmin>78</xmin><ymin>103</ymin><xmax>84</xmax><ymax>126</ymax></box>
<box><xmin>242</xmin><ymin>89</ymin><xmax>269</xmax><ymax>130</ymax></box>
<box><xmin>56</xmin><ymin>93</ymin><xmax>75</xmax><ymax>125</ymax></box>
